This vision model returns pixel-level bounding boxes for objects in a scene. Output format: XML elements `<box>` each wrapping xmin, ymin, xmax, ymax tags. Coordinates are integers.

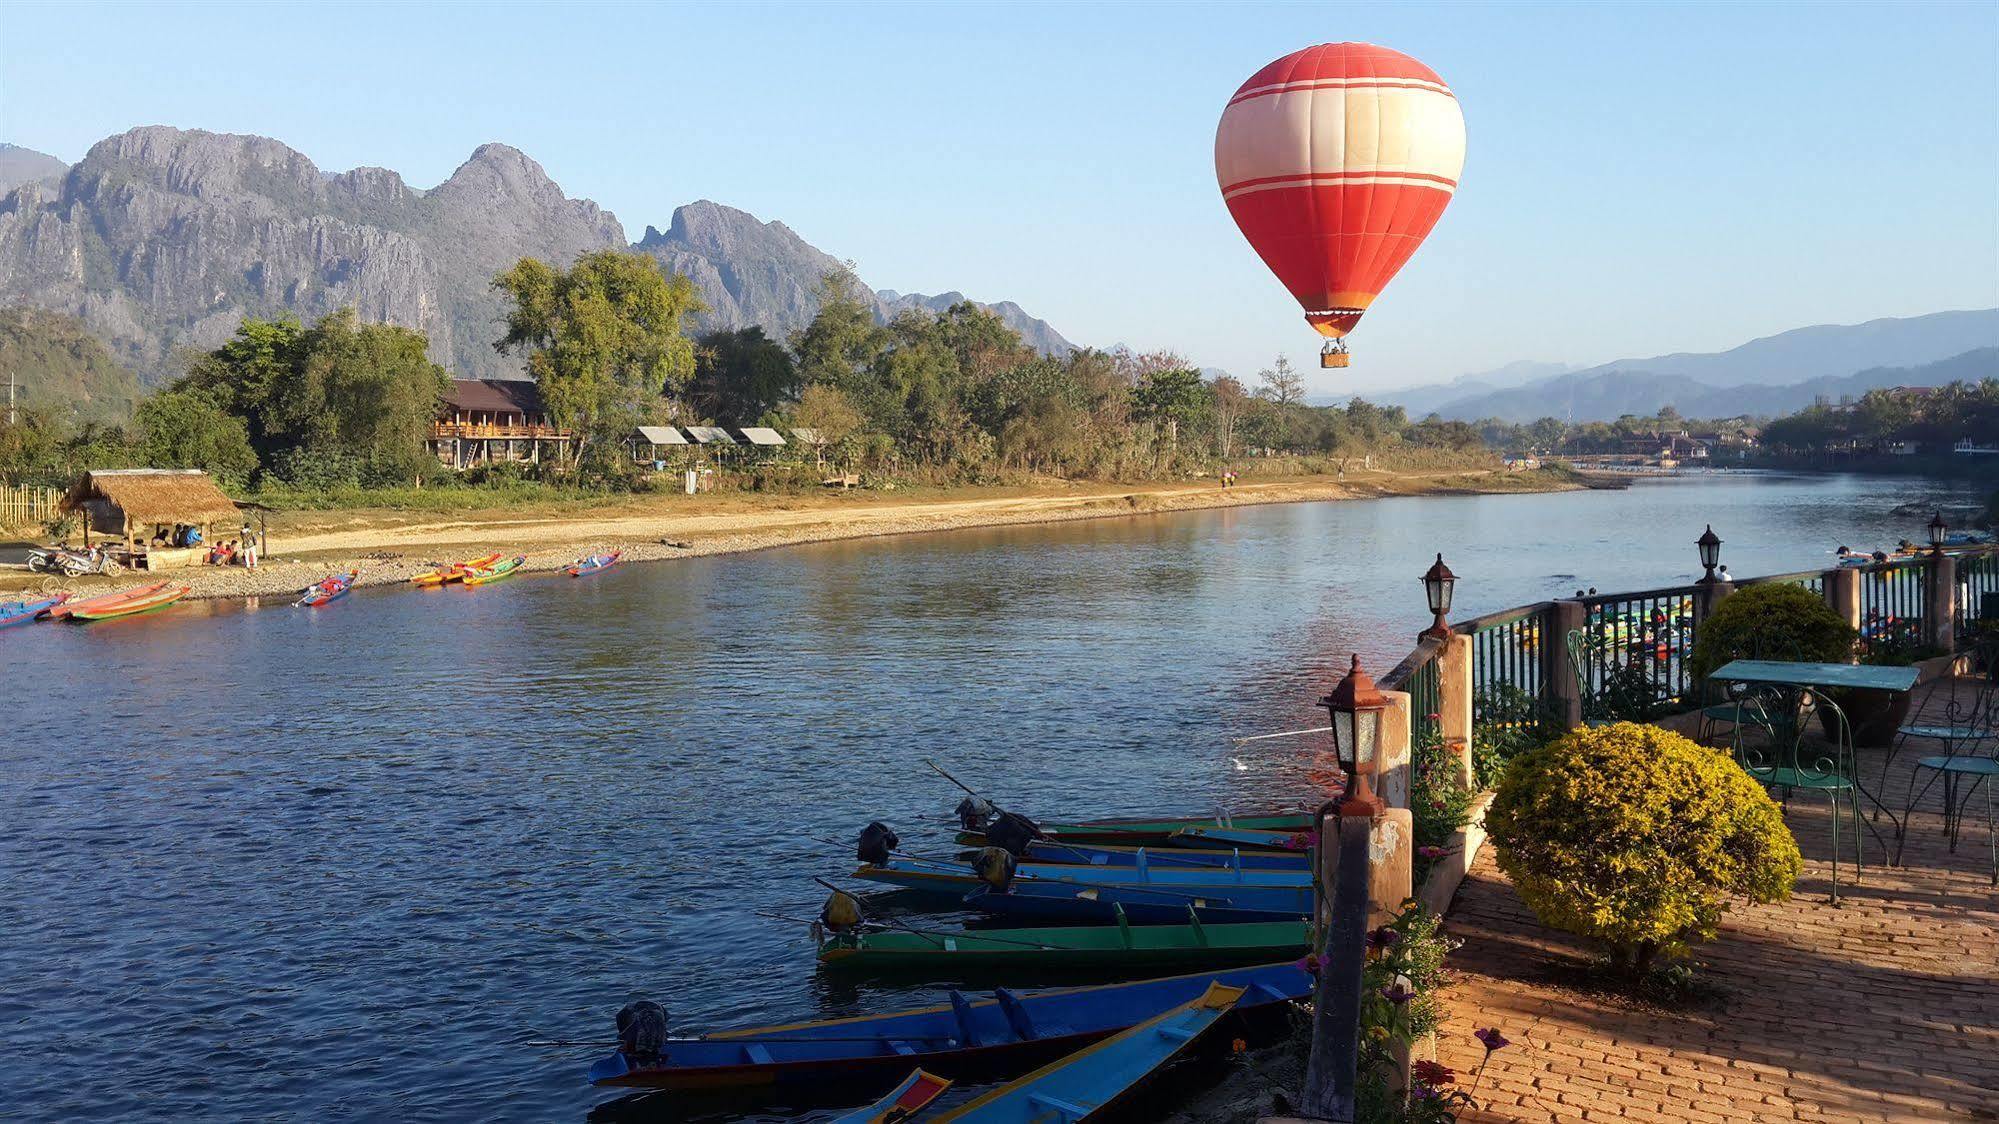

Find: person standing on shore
<box><xmin>240</xmin><ymin>522</ymin><xmax>258</xmax><ymax>569</ymax></box>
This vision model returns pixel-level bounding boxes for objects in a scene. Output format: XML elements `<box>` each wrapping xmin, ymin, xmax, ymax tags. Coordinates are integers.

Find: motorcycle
<box><xmin>26</xmin><ymin>545</ymin><xmax>121</xmax><ymax>577</ymax></box>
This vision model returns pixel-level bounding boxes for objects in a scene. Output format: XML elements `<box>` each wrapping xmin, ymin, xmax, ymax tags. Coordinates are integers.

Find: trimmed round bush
<box><xmin>1486</xmin><ymin>722</ymin><xmax>1800</xmax><ymax>974</ymax></box>
<box><xmin>1688</xmin><ymin>582</ymin><xmax>1854</xmax><ymax>682</ymax></box>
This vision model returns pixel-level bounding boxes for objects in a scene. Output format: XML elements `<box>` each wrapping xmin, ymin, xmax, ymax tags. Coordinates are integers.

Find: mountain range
<box><xmin>1387</xmin><ymin>310</ymin><xmax>1999</xmax><ymax>422</ymax></box>
<box><xmin>0</xmin><ymin>129</ymin><xmax>1074</xmax><ymax>385</ymax></box>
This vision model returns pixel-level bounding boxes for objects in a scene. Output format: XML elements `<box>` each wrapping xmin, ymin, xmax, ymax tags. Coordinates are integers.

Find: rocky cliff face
<box><xmin>0</xmin><ymin>127</ymin><xmax>1074</xmax><ymax>385</ymax></box>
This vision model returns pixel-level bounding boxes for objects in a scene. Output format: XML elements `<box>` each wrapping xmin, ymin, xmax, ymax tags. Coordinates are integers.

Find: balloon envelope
<box><xmin>1215</xmin><ymin>43</ymin><xmax>1465</xmax><ymax>339</ymax></box>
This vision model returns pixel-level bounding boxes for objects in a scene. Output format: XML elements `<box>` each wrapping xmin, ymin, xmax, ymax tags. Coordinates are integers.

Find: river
<box><xmin>0</xmin><ymin>471</ymin><xmax>1985</xmax><ymax>1121</ymax></box>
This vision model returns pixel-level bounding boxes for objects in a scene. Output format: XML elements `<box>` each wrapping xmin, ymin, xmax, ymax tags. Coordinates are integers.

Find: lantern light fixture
<box><xmin>1320</xmin><ymin>653</ymin><xmax>1387</xmax><ymax>816</ymax></box>
<box><xmin>1696</xmin><ymin>525</ymin><xmax>1723</xmax><ymax>584</ymax></box>
<box><xmin>1420</xmin><ymin>554</ymin><xmax>1457</xmax><ymax>640</ymax></box>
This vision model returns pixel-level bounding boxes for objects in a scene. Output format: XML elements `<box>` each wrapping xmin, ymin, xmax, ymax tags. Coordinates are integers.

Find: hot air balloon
<box><xmin>1215</xmin><ymin>43</ymin><xmax>1465</xmax><ymax>368</ymax></box>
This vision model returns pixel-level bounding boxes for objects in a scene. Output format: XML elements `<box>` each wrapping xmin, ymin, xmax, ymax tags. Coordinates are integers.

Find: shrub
<box><xmin>1688</xmin><ymin>582</ymin><xmax>1852</xmax><ymax>682</ymax></box>
<box><xmin>1411</xmin><ymin>730</ymin><xmax>1475</xmax><ymax>884</ymax></box>
<box><xmin>1486</xmin><ymin>722</ymin><xmax>1800</xmax><ymax>975</ymax></box>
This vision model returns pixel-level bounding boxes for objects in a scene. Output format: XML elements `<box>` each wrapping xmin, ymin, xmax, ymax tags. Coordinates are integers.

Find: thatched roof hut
<box><xmin>61</xmin><ymin>469</ymin><xmax>244</xmax><ymax>553</ymax></box>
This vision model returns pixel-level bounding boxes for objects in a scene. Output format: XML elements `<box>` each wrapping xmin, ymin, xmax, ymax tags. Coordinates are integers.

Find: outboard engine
<box><xmin>971</xmin><ymin>846</ymin><xmax>1017</xmax><ymax>890</ymax></box>
<box><xmin>857</xmin><ymin>821</ymin><xmax>900</xmax><ymax>866</ymax></box>
<box><xmin>616</xmin><ymin>1000</ymin><xmax>668</xmax><ymax>1063</ymax></box>
<box><xmin>984</xmin><ymin>810</ymin><xmax>1043</xmax><ymax>857</ymax></box>
<box><xmin>954</xmin><ymin>796</ymin><xmax>997</xmax><ymax>832</ymax></box>
<box><xmin>820</xmin><ymin>888</ymin><xmax>865</xmax><ymax>934</ymax></box>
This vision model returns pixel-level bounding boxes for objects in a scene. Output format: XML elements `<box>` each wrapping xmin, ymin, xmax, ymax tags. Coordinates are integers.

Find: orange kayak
<box><xmin>412</xmin><ymin>552</ymin><xmax>503</xmax><ymax>587</ymax></box>
<box><xmin>65</xmin><ymin>583</ymin><xmax>189</xmax><ymax>623</ymax></box>
<box><xmin>44</xmin><ymin>581</ymin><xmax>174</xmax><ymax>621</ymax></box>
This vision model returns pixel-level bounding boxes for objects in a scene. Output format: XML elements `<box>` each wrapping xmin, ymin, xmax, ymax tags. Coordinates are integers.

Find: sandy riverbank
<box><xmin>3</xmin><ymin>467</ymin><xmax>1577</xmax><ymax>603</ymax></box>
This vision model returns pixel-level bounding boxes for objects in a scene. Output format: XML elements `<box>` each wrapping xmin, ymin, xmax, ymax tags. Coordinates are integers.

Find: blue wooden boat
<box><xmin>966</xmin><ymin>883</ymin><xmax>1308</xmax><ymax>926</ymax></box>
<box><xmin>584</xmin><ymin>961</ymin><xmax>1310</xmax><ymax>1091</ymax></box>
<box><xmin>1168</xmin><ymin>825</ymin><xmax>1311</xmax><ymax>852</ymax></box>
<box><xmin>296</xmin><ymin>570</ymin><xmax>356</xmax><ymax>608</ymax></box>
<box><xmin>1011</xmin><ymin>840</ymin><xmax>1308</xmax><ymax>872</ymax></box>
<box><xmin>855</xmin><ymin>857</ymin><xmax>1309</xmax><ymax>899</ymax></box>
<box><xmin>831</xmin><ymin>1068</ymin><xmax>953</xmax><ymax>1122</ymax></box>
<box><xmin>930</xmin><ymin>981</ymin><xmax>1244</xmax><ymax>1122</ymax></box>
<box><xmin>566</xmin><ymin>549</ymin><xmax>622</xmax><ymax>577</ymax></box>
<box><xmin>0</xmin><ymin>593</ymin><xmax>69</xmax><ymax>629</ymax></box>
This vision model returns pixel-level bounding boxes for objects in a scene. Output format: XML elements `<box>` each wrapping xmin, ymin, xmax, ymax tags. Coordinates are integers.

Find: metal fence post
<box><xmin>1929</xmin><ymin>553</ymin><xmax>1957</xmax><ymax>653</ymax></box>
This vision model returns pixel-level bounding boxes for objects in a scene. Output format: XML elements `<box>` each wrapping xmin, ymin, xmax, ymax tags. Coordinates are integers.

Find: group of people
<box><xmin>205</xmin><ymin>524</ymin><xmax>261</xmax><ymax>568</ymax></box>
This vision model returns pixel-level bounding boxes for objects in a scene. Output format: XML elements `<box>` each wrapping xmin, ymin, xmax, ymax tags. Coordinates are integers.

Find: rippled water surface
<box><xmin>1</xmin><ymin>472</ymin><xmax>1983</xmax><ymax>1120</ymax></box>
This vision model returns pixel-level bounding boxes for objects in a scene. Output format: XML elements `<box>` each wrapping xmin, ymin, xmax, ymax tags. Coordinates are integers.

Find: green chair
<box><xmin>1897</xmin><ymin>675</ymin><xmax>1998</xmax><ymax>885</ymax></box>
<box><xmin>1732</xmin><ymin>685</ymin><xmax>1883</xmax><ymax>904</ymax></box>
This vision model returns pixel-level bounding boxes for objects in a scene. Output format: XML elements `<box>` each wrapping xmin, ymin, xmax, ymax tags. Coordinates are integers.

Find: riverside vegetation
<box><xmin>0</xmin><ymin>253</ymin><xmax>1505</xmax><ymax>516</ymax></box>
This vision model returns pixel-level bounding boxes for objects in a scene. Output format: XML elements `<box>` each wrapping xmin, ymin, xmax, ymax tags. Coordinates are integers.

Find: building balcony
<box><xmin>430</xmin><ymin>422</ymin><xmax>573</xmax><ymax>440</ymax></box>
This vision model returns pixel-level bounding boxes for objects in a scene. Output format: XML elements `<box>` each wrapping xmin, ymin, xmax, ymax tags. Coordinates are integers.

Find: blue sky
<box><xmin>3</xmin><ymin>1</ymin><xmax>1995</xmax><ymax>391</ymax></box>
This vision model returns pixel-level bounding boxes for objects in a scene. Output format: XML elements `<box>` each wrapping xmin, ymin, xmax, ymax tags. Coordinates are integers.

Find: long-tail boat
<box><xmin>297</xmin><ymin>570</ymin><xmax>357</xmax><ymax>608</ymax></box>
<box><xmin>411</xmin><ymin>552</ymin><xmax>502</xmax><ymax>587</ymax></box>
<box><xmin>1168</xmin><ymin>825</ymin><xmax>1313</xmax><ymax>852</ymax></box>
<box><xmin>957</xmin><ymin>812</ymin><xmax>1313</xmax><ymax>849</ymax></box>
<box><xmin>854</xmin><ymin>857</ymin><xmax>1310</xmax><ymax>897</ymax></box>
<box><xmin>992</xmin><ymin>840</ymin><xmax>1308</xmax><ymax>872</ymax></box>
<box><xmin>0</xmin><ymin>592</ymin><xmax>70</xmax><ymax>629</ymax></box>
<box><xmin>830</xmin><ymin>1069</ymin><xmax>952</xmax><ymax>1123</ymax></box>
<box><xmin>459</xmin><ymin>555</ymin><xmax>526</xmax><ymax>586</ymax></box>
<box><xmin>928</xmin><ymin>981</ymin><xmax>1245</xmax><ymax>1123</ymax></box>
<box><xmin>965</xmin><ymin>883</ymin><xmax>1307</xmax><ymax>927</ymax></box>
<box><xmin>818</xmin><ymin>911</ymin><xmax>1310</xmax><ymax>976</ymax></box>
<box><xmin>584</xmin><ymin>961</ymin><xmax>1310</xmax><ymax>1092</ymax></box>
<box><xmin>566</xmin><ymin>549</ymin><xmax>622</xmax><ymax>577</ymax></box>
<box><xmin>65</xmin><ymin>583</ymin><xmax>189</xmax><ymax>623</ymax></box>
<box><xmin>43</xmin><ymin>581</ymin><xmax>172</xmax><ymax>621</ymax></box>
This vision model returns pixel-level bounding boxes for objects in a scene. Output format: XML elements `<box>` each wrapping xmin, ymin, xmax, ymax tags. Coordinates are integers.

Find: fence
<box><xmin>1384</xmin><ymin>546</ymin><xmax>1999</xmax><ymax>756</ymax></box>
<box><xmin>0</xmin><ymin>485</ymin><xmax>59</xmax><ymax>529</ymax></box>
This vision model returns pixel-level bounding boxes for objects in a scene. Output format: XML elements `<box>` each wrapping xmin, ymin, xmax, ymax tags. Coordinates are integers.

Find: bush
<box><xmin>1486</xmin><ymin>722</ymin><xmax>1799</xmax><ymax>975</ymax></box>
<box><xmin>1688</xmin><ymin>582</ymin><xmax>1853</xmax><ymax>682</ymax></box>
<box><xmin>1411</xmin><ymin>730</ymin><xmax>1475</xmax><ymax>884</ymax></box>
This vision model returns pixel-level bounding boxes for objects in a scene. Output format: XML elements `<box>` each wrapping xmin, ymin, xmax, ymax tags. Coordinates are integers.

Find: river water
<box><xmin>0</xmin><ymin>471</ymin><xmax>1984</xmax><ymax>1121</ymax></box>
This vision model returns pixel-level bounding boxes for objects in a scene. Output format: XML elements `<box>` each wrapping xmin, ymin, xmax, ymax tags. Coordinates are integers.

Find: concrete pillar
<box><xmin>1544</xmin><ymin>600</ymin><xmax>1588</xmax><ymax>730</ymax></box>
<box><xmin>1928</xmin><ymin>554</ymin><xmax>1957</xmax><ymax>652</ymax></box>
<box><xmin>1378</xmin><ymin>691</ymin><xmax>1412</xmax><ymax>812</ymax></box>
<box><xmin>1438</xmin><ymin>633</ymin><xmax>1473</xmax><ymax>750</ymax></box>
<box><xmin>1825</xmin><ymin>567</ymin><xmax>1861</xmax><ymax>633</ymax></box>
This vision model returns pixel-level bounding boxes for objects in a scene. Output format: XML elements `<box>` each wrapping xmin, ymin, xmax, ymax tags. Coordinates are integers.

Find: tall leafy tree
<box><xmin>136</xmin><ymin>390</ymin><xmax>258</xmax><ymax>485</ymax></box>
<box><xmin>689</xmin><ymin>327</ymin><xmax>799</xmax><ymax>424</ymax></box>
<box><xmin>494</xmin><ymin>250</ymin><xmax>704</xmax><ymax>465</ymax></box>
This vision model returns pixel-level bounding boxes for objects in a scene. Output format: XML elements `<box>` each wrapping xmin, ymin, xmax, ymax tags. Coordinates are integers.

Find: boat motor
<box><xmin>971</xmin><ymin>846</ymin><xmax>1017</xmax><ymax>890</ymax></box>
<box><xmin>616</xmin><ymin>1000</ymin><xmax>668</xmax><ymax>1063</ymax></box>
<box><xmin>954</xmin><ymin>796</ymin><xmax>997</xmax><ymax>832</ymax></box>
<box><xmin>857</xmin><ymin>821</ymin><xmax>900</xmax><ymax>866</ymax></box>
<box><xmin>983</xmin><ymin>810</ymin><xmax>1043</xmax><ymax>857</ymax></box>
<box><xmin>820</xmin><ymin>888</ymin><xmax>865</xmax><ymax>935</ymax></box>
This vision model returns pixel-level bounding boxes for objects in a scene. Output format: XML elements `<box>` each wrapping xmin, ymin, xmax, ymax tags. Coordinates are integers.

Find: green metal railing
<box><xmin>1574</xmin><ymin>584</ymin><xmax>1701</xmax><ymax>715</ymax></box>
<box><xmin>1857</xmin><ymin>558</ymin><xmax>1928</xmax><ymax>655</ymax></box>
<box><xmin>1961</xmin><ymin>552</ymin><xmax>1999</xmax><ymax>631</ymax></box>
<box><xmin>1379</xmin><ymin>637</ymin><xmax>1444</xmax><ymax>747</ymax></box>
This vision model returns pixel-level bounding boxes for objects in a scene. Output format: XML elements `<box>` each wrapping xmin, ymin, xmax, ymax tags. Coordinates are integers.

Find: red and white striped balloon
<box><xmin>1215</xmin><ymin>43</ymin><xmax>1465</xmax><ymax>345</ymax></box>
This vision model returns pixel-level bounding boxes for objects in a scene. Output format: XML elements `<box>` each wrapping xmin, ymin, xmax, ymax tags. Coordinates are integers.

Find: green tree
<box><xmin>1131</xmin><ymin>367</ymin><xmax>1206</xmax><ymax>459</ymax></box>
<box><xmin>136</xmin><ymin>390</ymin><xmax>258</xmax><ymax>485</ymax></box>
<box><xmin>174</xmin><ymin>317</ymin><xmax>307</xmax><ymax>460</ymax></box>
<box><xmin>494</xmin><ymin>250</ymin><xmax>704</xmax><ymax>465</ymax></box>
<box><xmin>689</xmin><ymin>327</ymin><xmax>799</xmax><ymax>424</ymax></box>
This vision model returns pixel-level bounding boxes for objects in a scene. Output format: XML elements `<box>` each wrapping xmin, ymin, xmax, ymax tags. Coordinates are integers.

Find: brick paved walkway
<box><xmin>1435</xmin><ymin>677</ymin><xmax>1999</xmax><ymax>1123</ymax></box>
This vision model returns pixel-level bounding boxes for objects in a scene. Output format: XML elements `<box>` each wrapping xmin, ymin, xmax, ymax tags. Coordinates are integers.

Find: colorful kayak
<box><xmin>412</xmin><ymin>552</ymin><xmax>502</xmax><ymax>587</ymax></box>
<box><xmin>65</xmin><ymin>583</ymin><xmax>188</xmax><ymax>623</ymax></box>
<box><xmin>566</xmin><ymin>549</ymin><xmax>622</xmax><ymax>577</ymax></box>
<box><xmin>297</xmin><ymin>570</ymin><xmax>357</xmax><ymax>608</ymax></box>
<box><xmin>43</xmin><ymin>581</ymin><xmax>172</xmax><ymax>621</ymax></box>
<box><xmin>831</xmin><ymin>1068</ymin><xmax>953</xmax><ymax>1123</ymax></box>
<box><xmin>1014</xmin><ymin>840</ymin><xmax>1308</xmax><ymax>871</ymax></box>
<box><xmin>0</xmin><ymin>593</ymin><xmax>69</xmax><ymax>629</ymax></box>
<box><xmin>460</xmin><ymin>555</ymin><xmax>526</xmax><ymax>586</ymax></box>
<box><xmin>819</xmin><ymin>912</ymin><xmax>1310</xmax><ymax>975</ymax></box>
<box><xmin>930</xmin><ymin>981</ymin><xmax>1244</xmax><ymax>1123</ymax></box>
<box><xmin>585</xmin><ymin>961</ymin><xmax>1310</xmax><ymax>1091</ymax></box>
<box><xmin>959</xmin><ymin>812</ymin><xmax>1312</xmax><ymax>849</ymax></box>
<box><xmin>856</xmin><ymin>857</ymin><xmax>1311</xmax><ymax>896</ymax></box>
<box><xmin>965</xmin><ymin>882</ymin><xmax>1309</xmax><ymax>927</ymax></box>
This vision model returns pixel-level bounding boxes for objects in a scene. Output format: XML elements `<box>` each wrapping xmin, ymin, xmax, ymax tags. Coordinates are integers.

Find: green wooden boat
<box><xmin>1168</xmin><ymin>825</ymin><xmax>1312</xmax><ymax>851</ymax></box>
<box><xmin>957</xmin><ymin>812</ymin><xmax>1313</xmax><ymax>849</ymax></box>
<box><xmin>819</xmin><ymin>911</ymin><xmax>1310</xmax><ymax>975</ymax></box>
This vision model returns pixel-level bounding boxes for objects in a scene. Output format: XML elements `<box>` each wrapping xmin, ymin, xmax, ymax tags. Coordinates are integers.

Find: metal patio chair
<box><xmin>1896</xmin><ymin>673</ymin><xmax>1999</xmax><ymax>885</ymax></box>
<box><xmin>1733</xmin><ymin>685</ymin><xmax>1883</xmax><ymax>904</ymax></box>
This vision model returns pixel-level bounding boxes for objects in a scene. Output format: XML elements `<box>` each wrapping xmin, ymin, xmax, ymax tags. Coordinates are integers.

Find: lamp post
<box><xmin>1696</xmin><ymin>525</ymin><xmax>1723</xmax><ymax>585</ymax></box>
<box><xmin>1929</xmin><ymin>512</ymin><xmax>1948</xmax><ymax>557</ymax></box>
<box><xmin>1321</xmin><ymin>654</ymin><xmax>1387</xmax><ymax>816</ymax></box>
<box><xmin>1420</xmin><ymin>553</ymin><xmax>1457</xmax><ymax>640</ymax></box>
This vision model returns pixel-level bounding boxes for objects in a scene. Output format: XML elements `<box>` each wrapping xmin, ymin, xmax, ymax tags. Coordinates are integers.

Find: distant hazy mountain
<box><xmin>0</xmin><ymin>144</ymin><xmax>66</xmax><ymax>196</ymax></box>
<box><xmin>1406</xmin><ymin>311</ymin><xmax>1999</xmax><ymax>422</ymax></box>
<box><xmin>1429</xmin><ymin>346</ymin><xmax>1996</xmax><ymax>424</ymax></box>
<box><xmin>0</xmin><ymin>306</ymin><xmax>145</xmax><ymax>425</ymax></box>
<box><xmin>1389</xmin><ymin>359</ymin><xmax>1578</xmax><ymax>416</ymax></box>
<box><xmin>0</xmin><ymin>127</ymin><xmax>1073</xmax><ymax>384</ymax></box>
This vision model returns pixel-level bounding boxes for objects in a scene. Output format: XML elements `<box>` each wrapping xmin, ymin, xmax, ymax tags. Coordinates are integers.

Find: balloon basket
<box><xmin>1320</xmin><ymin>351</ymin><xmax>1351</xmax><ymax>369</ymax></box>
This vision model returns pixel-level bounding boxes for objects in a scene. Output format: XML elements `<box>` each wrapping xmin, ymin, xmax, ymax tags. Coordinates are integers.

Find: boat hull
<box><xmin>1012</xmin><ymin>840</ymin><xmax>1308</xmax><ymax>871</ymax></box>
<box><xmin>67</xmin><ymin>586</ymin><xmax>189</xmax><ymax>622</ymax></box>
<box><xmin>819</xmin><ymin>919</ymin><xmax>1310</xmax><ymax>975</ymax></box>
<box><xmin>958</xmin><ymin>813</ymin><xmax>1311</xmax><ymax>849</ymax></box>
<box><xmin>460</xmin><ymin>555</ymin><xmax>526</xmax><ymax>586</ymax></box>
<box><xmin>586</xmin><ymin>962</ymin><xmax>1310</xmax><ymax>1092</ymax></box>
<box><xmin>966</xmin><ymin>885</ymin><xmax>1306</xmax><ymax>927</ymax></box>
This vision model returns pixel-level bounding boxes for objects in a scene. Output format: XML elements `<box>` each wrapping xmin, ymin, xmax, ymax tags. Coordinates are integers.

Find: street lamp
<box><xmin>1321</xmin><ymin>654</ymin><xmax>1387</xmax><ymax>816</ymax></box>
<box><xmin>1420</xmin><ymin>553</ymin><xmax>1457</xmax><ymax>640</ymax></box>
<box><xmin>1928</xmin><ymin>512</ymin><xmax>1948</xmax><ymax>556</ymax></box>
<box><xmin>1696</xmin><ymin>525</ymin><xmax>1723</xmax><ymax>584</ymax></box>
